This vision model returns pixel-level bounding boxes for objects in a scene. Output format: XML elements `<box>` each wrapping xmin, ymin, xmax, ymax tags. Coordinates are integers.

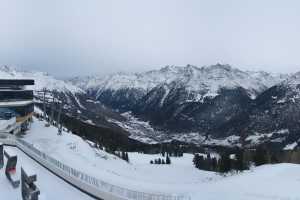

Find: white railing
<box><xmin>16</xmin><ymin>139</ymin><xmax>191</xmax><ymax>200</ymax></box>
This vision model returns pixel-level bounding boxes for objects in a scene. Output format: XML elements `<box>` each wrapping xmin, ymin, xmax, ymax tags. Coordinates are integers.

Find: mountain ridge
<box><xmin>68</xmin><ymin>64</ymin><xmax>299</xmax><ymax>149</ymax></box>
<box><xmin>69</xmin><ymin>64</ymin><xmax>289</xmax><ymax>101</ymax></box>
<box><xmin>2</xmin><ymin>64</ymin><xmax>299</xmax><ymax>149</ymax></box>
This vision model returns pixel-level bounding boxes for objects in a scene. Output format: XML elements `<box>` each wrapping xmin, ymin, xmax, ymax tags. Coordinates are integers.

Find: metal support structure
<box><xmin>50</xmin><ymin>96</ymin><xmax>55</xmax><ymax>126</ymax></box>
<box><xmin>42</xmin><ymin>88</ymin><xmax>46</xmax><ymax>121</ymax></box>
<box><xmin>57</xmin><ymin>101</ymin><xmax>63</xmax><ymax>135</ymax></box>
<box><xmin>0</xmin><ymin>143</ymin><xmax>3</xmax><ymax>169</ymax></box>
<box><xmin>21</xmin><ymin>167</ymin><xmax>40</xmax><ymax>200</ymax></box>
<box><xmin>37</xmin><ymin>89</ymin><xmax>66</xmax><ymax>132</ymax></box>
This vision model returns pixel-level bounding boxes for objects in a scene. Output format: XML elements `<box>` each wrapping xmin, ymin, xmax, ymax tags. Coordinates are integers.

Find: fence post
<box><xmin>0</xmin><ymin>143</ymin><xmax>3</xmax><ymax>169</ymax></box>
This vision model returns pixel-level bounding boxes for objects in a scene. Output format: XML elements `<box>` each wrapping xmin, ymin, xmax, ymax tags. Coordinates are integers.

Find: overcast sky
<box><xmin>1</xmin><ymin>0</ymin><xmax>300</xmax><ymax>77</ymax></box>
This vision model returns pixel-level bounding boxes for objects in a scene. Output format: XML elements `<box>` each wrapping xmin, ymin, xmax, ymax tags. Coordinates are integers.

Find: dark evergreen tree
<box><xmin>193</xmin><ymin>154</ymin><xmax>206</xmax><ymax>169</ymax></box>
<box><xmin>199</xmin><ymin>155</ymin><xmax>205</xmax><ymax>169</ymax></box>
<box><xmin>121</xmin><ymin>151</ymin><xmax>126</xmax><ymax>161</ymax></box>
<box><xmin>211</xmin><ymin>158</ymin><xmax>218</xmax><ymax>171</ymax></box>
<box><xmin>125</xmin><ymin>152</ymin><xmax>129</xmax><ymax>162</ymax></box>
<box><xmin>150</xmin><ymin>160</ymin><xmax>153</xmax><ymax>164</ymax></box>
<box><xmin>253</xmin><ymin>146</ymin><xmax>268</xmax><ymax>166</ymax></box>
<box><xmin>166</xmin><ymin>155</ymin><xmax>171</xmax><ymax>164</ymax></box>
<box><xmin>193</xmin><ymin>154</ymin><xmax>200</xmax><ymax>168</ymax></box>
<box><xmin>236</xmin><ymin>150</ymin><xmax>248</xmax><ymax>171</ymax></box>
<box><xmin>206</xmin><ymin>154</ymin><xmax>212</xmax><ymax>171</ymax></box>
<box><xmin>219</xmin><ymin>153</ymin><xmax>231</xmax><ymax>173</ymax></box>
<box><xmin>270</xmin><ymin>153</ymin><xmax>279</xmax><ymax>164</ymax></box>
<box><xmin>158</xmin><ymin>158</ymin><xmax>162</xmax><ymax>164</ymax></box>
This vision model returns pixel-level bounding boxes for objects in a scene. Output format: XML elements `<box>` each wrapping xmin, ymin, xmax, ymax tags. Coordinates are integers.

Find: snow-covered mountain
<box><xmin>70</xmin><ymin>64</ymin><xmax>288</xmax><ymax>101</ymax></box>
<box><xmin>0</xmin><ymin>66</ymin><xmax>126</xmax><ymax>133</ymax></box>
<box><xmin>0</xmin><ymin>65</ymin><xmax>88</xmax><ymax>115</ymax></box>
<box><xmin>242</xmin><ymin>71</ymin><xmax>300</xmax><ymax>147</ymax></box>
<box><xmin>4</xmin><ymin>64</ymin><xmax>298</xmax><ymax>148</ymax></box>
<box><xmin>0</xmin><ymin>66</ymin><xmax>84</xmax><ymax>94</ymax></box>
<box><xmin>67</xmin><ymin>64</ymin><xmax>299</xmax><ymax>148</ymax></box>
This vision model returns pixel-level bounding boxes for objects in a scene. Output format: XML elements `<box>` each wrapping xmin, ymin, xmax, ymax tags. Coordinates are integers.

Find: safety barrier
<box><xmin>16</xmin><ymin>139</ymin><xmax>191</xmax><ymax>200</ymax></box>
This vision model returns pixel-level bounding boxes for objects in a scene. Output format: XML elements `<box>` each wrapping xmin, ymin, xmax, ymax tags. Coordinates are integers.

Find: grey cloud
<box><xmin>0</xmin><ymin>0</ymin><xmax>300</xmax><ymax>77</ymax></box>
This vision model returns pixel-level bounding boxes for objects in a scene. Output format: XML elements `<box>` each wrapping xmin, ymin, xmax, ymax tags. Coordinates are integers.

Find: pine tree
<box><xmin>206</xmin><ymin>154</ymin><xmax>212</xmax><ymax>171</ymax></box>
<box><xmin>211</xmin><ymin>158</ymin><xmax>217</xmax><ymax>171</ymax></box>
<box><xmin>158</xmin><ymin>158</ymin><xmax>162</xmax><ymax>164</ymax></box>
<box><xmin>162</xmin><ymin>159</ymin><xmax>165</xmax><ymax>164</ymax></box>
<box><xmin>253</xmin><ymin>146</ymin><xmax>268</xmax><ymax>166</ymax></box>
<box><xmin>125</xmin><ymin>152</ymin><xmax>129</xmax><ymax>162</ymax></box>
<box><xmin>193</xmin><ymin>154</ymin><xmax>200</xmax><ymax>168</ymax></box>
<box><xmin>150</xmin><ymin>160</ymin><xmax>153</xmax><ymax>164</ymax></box>
<box><xmin>270</xmin><ymin>153</ymin><xmax>279</xmax><ymax>164</ymax></box>
<box><xmin>199</xmin><ymin>155</ymin><xmax>205</xmax><ymax>169</ymax></box>
<box><xmin>166</xmin><ymin>155</ymin><xmax>171</xmax><ymax>164</ymax></box>
<box><xmin>219</xmin><ymin>153</ymin><xmax>231</xmax><ymax>173</ymax></box>
<box><xmin>235</xmin><ymin>149</ymin><xmax>247</xmax><ymax>171</ymax></box>
<box><xmin>121</xmin><ymin>151</ymin><xmax>126</xmax><ymax>161</ymax></box>
<box><xmin>193</xmin><ymin>154</ymin><xmax>204</xmax><ymax>169</ymax></box>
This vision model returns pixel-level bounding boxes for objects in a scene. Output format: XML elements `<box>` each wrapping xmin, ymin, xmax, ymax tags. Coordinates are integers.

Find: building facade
<box><xmin>0</xmin><ymin>79</ymin><xmax>34</xmax><ymax>134</ymax></box>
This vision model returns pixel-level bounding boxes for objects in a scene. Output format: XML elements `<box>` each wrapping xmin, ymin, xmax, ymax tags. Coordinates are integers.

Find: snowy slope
<box><xmin>21</xmin><ymin>117</ymin><xmax>300</xmax><ymax>200</ymax></box>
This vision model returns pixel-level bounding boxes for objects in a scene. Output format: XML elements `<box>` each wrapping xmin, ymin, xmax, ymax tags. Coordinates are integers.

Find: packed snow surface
<box><xmin>21</xmin><ymin>117</ymin><xmax>300</xmax><ymax>199</ymax></box>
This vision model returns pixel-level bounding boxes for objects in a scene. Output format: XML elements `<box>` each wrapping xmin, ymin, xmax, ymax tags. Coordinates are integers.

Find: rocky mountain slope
<box><xmin>243</xmin><ymin>72</ymin><xmax>300</xmax><ymax>147</ymax></box>
<box><xmin>70</xmin><ymin>64</ymin><xmax>287</xmax><ymax>108</ymax></box>
<box><xmin>69</xmin><ymin>64</ymin><xmax>300</xmax><ymax>149</ymax></box>
<box><xmin>2</xmin><ymin>64</ymin><xmax>298</xmax><ymax>149</ymax></box>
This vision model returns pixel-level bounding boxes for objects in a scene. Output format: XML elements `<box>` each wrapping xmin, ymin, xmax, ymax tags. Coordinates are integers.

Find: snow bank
<box><xmin>21</xmin><ymin>118</ymin><xmax>300</xmax><ymax>200</ymax></box>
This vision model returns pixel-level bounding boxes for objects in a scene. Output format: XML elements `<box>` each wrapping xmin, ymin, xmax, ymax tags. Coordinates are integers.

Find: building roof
<box><xmin>0</xmin><ymin>79</ymin><xmax>34</xmax><ymax>86</ymax></box>
<box><xmin>0</xmin><ymin>100</ymin><xmax>33</xmax><ymax>107</ymax></box>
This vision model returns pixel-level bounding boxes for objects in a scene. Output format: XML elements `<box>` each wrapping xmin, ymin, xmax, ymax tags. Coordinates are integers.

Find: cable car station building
<box><xmin>0</xmin><ymin>79</ymin><xmax>34</xmax><ymax>134</ymax></box>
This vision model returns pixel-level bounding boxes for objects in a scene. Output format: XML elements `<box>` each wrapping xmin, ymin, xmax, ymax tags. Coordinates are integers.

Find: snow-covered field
<box><xmin>0</xmin><ymin>146</ymin><xmax>94</xmax><ymax>200</ymax></box>
<box><xmin>19</xmin><ymin>117</ymin><xmax>300</xmax><ymax>200</ymax></box>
